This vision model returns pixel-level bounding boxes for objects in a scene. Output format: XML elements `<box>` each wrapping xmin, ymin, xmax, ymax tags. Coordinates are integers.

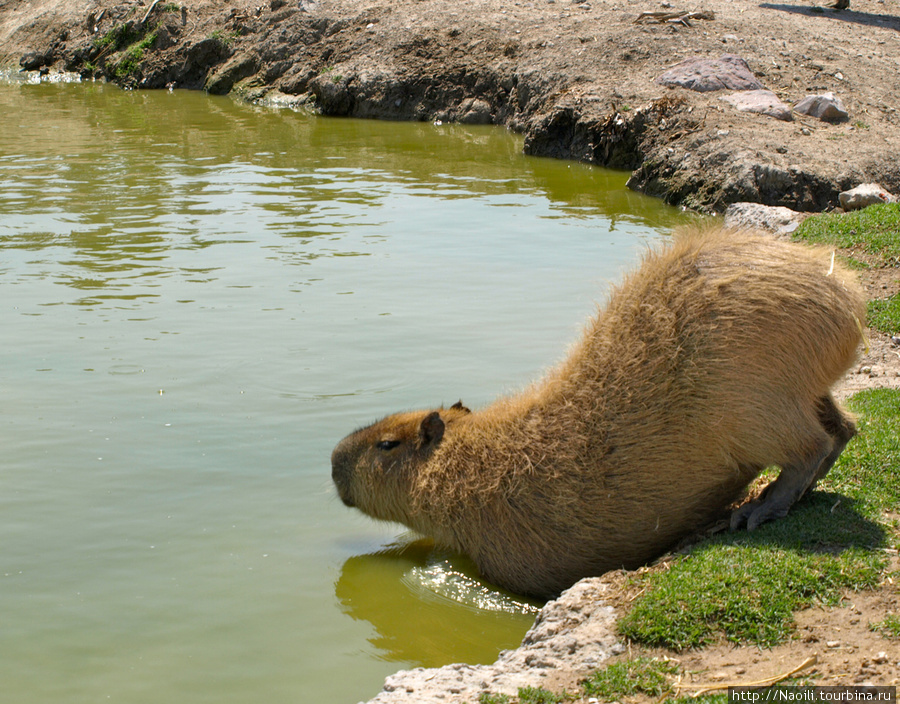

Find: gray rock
<box><xmin>20</xmin><ymin>50</ymin><xmax>51</xmax><ymax>71</ymax></box>
<box><xmin>458</xmin><ymin>98</ymin><xmax>493</xmax><ymax>125</ymax></box>
<box><xmin>724</xmin><ymin>202</ymin><xmax>808</xmax><ymax>235</ymax></box>
<box><xmin>655</xmin><ymin>54</ymin><xmax>764</xmax><ymax>92</ymax></box>
<box><xmin>205</xmin><ymin>52</ymin><xmax>260</xmax><ymax>95</ymax></box>
<box><xmin>793</xmin><ymin>92</ymin><xmax>849</xmax><ymax>122</ymax></box>
<box><xmin>720</xmin><ymin>89</ymin><xmax>792</xmax><ymax>121</ymax></box>
<box><xmin>838</xmin><ymin>183</ymin><xmax>896</xmax><ymax>210</ymax></box>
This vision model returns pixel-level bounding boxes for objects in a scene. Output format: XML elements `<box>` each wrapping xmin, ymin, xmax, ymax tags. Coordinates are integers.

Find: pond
<box><xmin>0</xmin><ymin>76</ymin><xmax>688</xmax><ymax>703</ymax></box>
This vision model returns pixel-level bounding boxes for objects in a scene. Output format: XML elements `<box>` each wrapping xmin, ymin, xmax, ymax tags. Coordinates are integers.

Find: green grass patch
<box><xmin>94</xmin><ymin>23</ymin><xmax>141</xmax><ymax>53</ymax></box>
<box><xmin>478</xmin><ymin>694</ymin><xmax>511</xmax><ymax>704</ymax></box>
<box><xmin>517</xmin><ymin>687</ymin><xmax>566</xmax><ymax>704</ymax></box>
<box><xmin>582</xmin><ymin>656</ymin><xmax>679</xmax><ymax>698</ymax></box>
<box><xmin>867</xmin><ymin>293</ymin><xmax>900</xmax><ymax>335</ymax></box>
<box><xmin>114</xmin><ymin>33</ymin><xmax>157</xmax><ymax>78</ymax></box>
<box><xmin>618</xmin><ymin>389</ymin><xmax>898</xmax><ymax>651</ymax></box>
<box><xmin>477</xmin><ymin>688</ymin><xmax>567</xmax><ymax>704</ymax></box>
<box><xmin>792</xmin><ymin>203</ymin><xmax>900</xmax><ymax>267</ymax></box>
<box><xmin>870</xmin><ymin>613</ymin><xmax>900</xmax><ymax>639</ymax></box>
<box><xmin>209</xmin><ymin>29</ymin><xmax>239</xmax><ymax>47</ymax></box>
<box><xmin>829</xmin><ymin>390</ymin><xmax>900</xmax><ymax>512</ymax></box>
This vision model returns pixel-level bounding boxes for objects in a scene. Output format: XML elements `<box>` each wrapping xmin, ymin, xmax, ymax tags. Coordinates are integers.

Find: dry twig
<box><xmin>673</xmin><ymin>654</ymin><xmax>818</xmax><ymax>697</ymax></box>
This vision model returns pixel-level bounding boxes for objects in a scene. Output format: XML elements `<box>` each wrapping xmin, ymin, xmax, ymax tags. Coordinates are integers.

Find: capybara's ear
<box><xmin>418</xmin><ymin>411</ymin><xmax>445</xmax><ymax>447</ymax></box>
<box><xmin>450</xmin><ymin>400</ymin><xmax>471</xmax><ymax>414</ymax></box>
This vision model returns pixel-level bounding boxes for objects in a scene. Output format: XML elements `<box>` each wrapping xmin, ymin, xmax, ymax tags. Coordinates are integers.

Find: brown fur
<box><xmin>331</xmin><ymin>227</ymin><xmax>866</xmax><ymax>598</ymax></box>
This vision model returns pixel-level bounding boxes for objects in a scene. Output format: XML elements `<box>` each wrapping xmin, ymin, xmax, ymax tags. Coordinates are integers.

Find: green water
<box><xmin>0</xmin><ymin>77</ymin><xmax>687</xmax><ymax>703</ymax></box>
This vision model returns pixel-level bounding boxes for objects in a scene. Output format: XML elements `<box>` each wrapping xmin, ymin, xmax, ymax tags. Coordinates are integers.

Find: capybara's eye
<box><xmin>376</xmin><ymin>440</ymin><xmax>401</xmax><ymax>451</ymax></box>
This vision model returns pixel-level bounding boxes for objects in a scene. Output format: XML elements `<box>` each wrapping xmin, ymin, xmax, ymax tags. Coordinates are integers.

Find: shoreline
<box><xmin>2</xmin><ymin>0</ymin><xmax>899</xmax><ymax>212</ymax></box>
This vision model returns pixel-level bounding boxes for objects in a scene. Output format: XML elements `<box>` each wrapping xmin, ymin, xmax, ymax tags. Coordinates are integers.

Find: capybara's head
<box><xmin>331</xmin><ymin>401</ymin><xmax>470</xmax><ymax>524</ymax></box>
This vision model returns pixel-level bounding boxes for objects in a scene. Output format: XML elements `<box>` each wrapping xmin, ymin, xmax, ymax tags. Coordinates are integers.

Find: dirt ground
<box><xmin>1</xmin><ymin>2</ymin><xmax>899</xmax><ymax>701</ymax></box>
<box><xmin>2</xmin><ymin>0</ymin><xmax>900</xmax><ymax>211</ymax></box>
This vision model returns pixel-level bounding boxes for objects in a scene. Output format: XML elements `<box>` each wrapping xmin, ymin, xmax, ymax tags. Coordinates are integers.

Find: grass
<box><xmin>114</xmin><ymin>33</ymin><xmax>157</xmax><ymax>79</ymax></box>
<box><xmin>477</xmin><ymin>688</ymin><xmax>566</xmax><ymax>704</ymax></box>
<box><xmin>794</xmin><ymin>202</ymin><xmax>900</xmax><ymax>336</ymax></box>
<box><xmin>582</xmin><ymin>656</ymin><xmax>679</xmax><ymax>698</ymax></box>
<box><xmin>209</xmin><ymin>29</ymin><xmax>240</xmax><ymax>47</ymax></box>
<box><xmin>479</xmin><ymin>694</ymin><xmax>511</xmax><ymax>704</ymax></box>
<box><xmin>867</xmin><ymin>294</ymin><xmax>900</xmax><ymax>336</ymax></box>
<box><xmin>94</xmin><ymin>23</ymin><xmax>141</xmax><ymax>53</ymax></box>
<box><xmin>792</xmin><ymin>202</ymin><xmax>900</xmax><ymax>267</ymax></box>
<box><xmin>518</xmin><ymin>687</ymin><xmax>566</xmax><ymax>704</ymax></box>
<box><xmin>90</xmin><ymin>16</ymin><xmax>163</xmax><ymax>81</ymax></box>
<box><xmin>870</xmin><ymin>613</ymin><xmax>900</xmax><ymax>639</ymax></box>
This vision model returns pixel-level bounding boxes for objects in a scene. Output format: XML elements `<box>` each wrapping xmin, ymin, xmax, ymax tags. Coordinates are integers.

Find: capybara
<box><xmin>331</xmin><ymin>227</ymin><xmax>866</xmax><ymax>598</ymax></box>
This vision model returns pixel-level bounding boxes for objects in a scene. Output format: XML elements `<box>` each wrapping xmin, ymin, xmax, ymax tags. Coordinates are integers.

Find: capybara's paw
<box><xmin>729</xmin><ymin>501</ymin><xmax>758</xmax><ymax>531</ymax></box>
<box><xmin>731</xmin><ymin>499</ymin><xmax>790</xmax><ymax>532</ymax></box>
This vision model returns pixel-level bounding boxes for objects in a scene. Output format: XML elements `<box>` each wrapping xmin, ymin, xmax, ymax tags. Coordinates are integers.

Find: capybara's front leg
<box><xmin>730</xmin><ymin>438</ymin><xmax>834</xmax><ymax>531</ymax></box>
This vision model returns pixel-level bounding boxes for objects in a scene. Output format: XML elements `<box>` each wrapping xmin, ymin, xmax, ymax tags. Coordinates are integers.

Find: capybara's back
<box><xmin>332</xmin><ymin>228</ymin><xmax>866</xmax><ymax>598</ymax></box>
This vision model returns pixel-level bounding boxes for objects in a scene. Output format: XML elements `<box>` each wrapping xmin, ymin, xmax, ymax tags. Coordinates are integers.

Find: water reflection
<box><xmin>335</xmin><ymin>538</ymin><xmax>539</xmax><ymax>667</ymax></box>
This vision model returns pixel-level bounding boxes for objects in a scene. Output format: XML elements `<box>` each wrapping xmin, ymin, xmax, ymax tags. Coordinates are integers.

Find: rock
<box><xmin>458</xmin><ymin>98</ymin><xmax>493</xmax><ymax>124</ymax></box>
<box><xmin>720</xmin><ymin>89</ymin><xmax>792</xmax><ymax>121</ymax></box>
<box><xmin>793</xmin><ymin>92</ymin><xmax>849</xmax><ymax>122</ymax></box>
<box><xmin>838</xmin><ymin>183</ymin><xmax>896</xmax><ymax>210</ymax></box>
<box><xmin>724</xmin><ymin>202</ymin><xmax>808</xmax><ymax>235</ymax></box>
<box><xmin>205</xmin><ymin>52</ymin><xmax>260</xmax><ymax>95</ymax></box>
<box><xmin>20</xmin><ymin>50</ymin><xmax>51</xmax><ymax>71</ymax></box>
<box><xmin>655</xmin><ymin>54</ymin><xmax>764</xmax><ymax>92</ymax></box>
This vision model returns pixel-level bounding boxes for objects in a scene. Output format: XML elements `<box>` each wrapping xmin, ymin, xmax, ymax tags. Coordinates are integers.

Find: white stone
<box><xmin>838</xmin><ymin>183</ymin><xmax>896</xmax><ymax>210</ymax></box>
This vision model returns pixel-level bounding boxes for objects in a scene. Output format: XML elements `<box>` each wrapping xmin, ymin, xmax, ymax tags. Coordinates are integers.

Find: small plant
<box><xmin>517</xmin><ymin>686</ymin><xmax>566</xmax><ymax>704</ymax></box>
<box><xmin>161</xmin><ymin>2</ymin><xmax>181</xmax><ymax>11</ymax></box>
<box><xmin>319</xmin><ymin>65</ymin><xmax>343</xmax><ymax>84</ymax></box>
<box><xmin>478</xmin><ymin>694</ymin><xmax>511</xmax><ymax>704</ymax></box>
<box><xmin>870</xmin><ymin>613</ymin><xmax>900</xmax><ymax>639</ymax></box>
<box><xmin>478</xmin><ymin>687</ymin><xmax>567</xmax><ymax>704</ymax></box>
<box><xmin>209</xmin><ymin>29</ymin><xmax>239</xmax><ymax>47</ymax></box>
<box><xmin>583</xmin><ymin>657</ymin><xmax>679</xmax><ymax>698</ymax></box>
<box><xmin>94</xmin><ymin>23</ymin><xmax>140</xmax><ymax>52</ymax></box>
<box><xmin>114</xmin><ymin>32</ymin><xmax>157</xmax><ymax>78</ymax></box>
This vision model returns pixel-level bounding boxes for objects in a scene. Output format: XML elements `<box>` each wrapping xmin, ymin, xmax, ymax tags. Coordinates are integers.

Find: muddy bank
<box><xmin>3</xmin><ymin>0</ymin><xmax>900</xmax><ymax>211</ymax></box>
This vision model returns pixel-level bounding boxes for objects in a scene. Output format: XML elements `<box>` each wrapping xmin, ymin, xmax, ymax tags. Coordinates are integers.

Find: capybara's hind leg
<box><xmin>730</xmin><ymin>436</ymin><xmax>834</xmax><ymax>531</ymax></box>
<box><xmin>810</xmin><ymin>394</ymin><xmax>857</xmax><ymax>489</ymax></box>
